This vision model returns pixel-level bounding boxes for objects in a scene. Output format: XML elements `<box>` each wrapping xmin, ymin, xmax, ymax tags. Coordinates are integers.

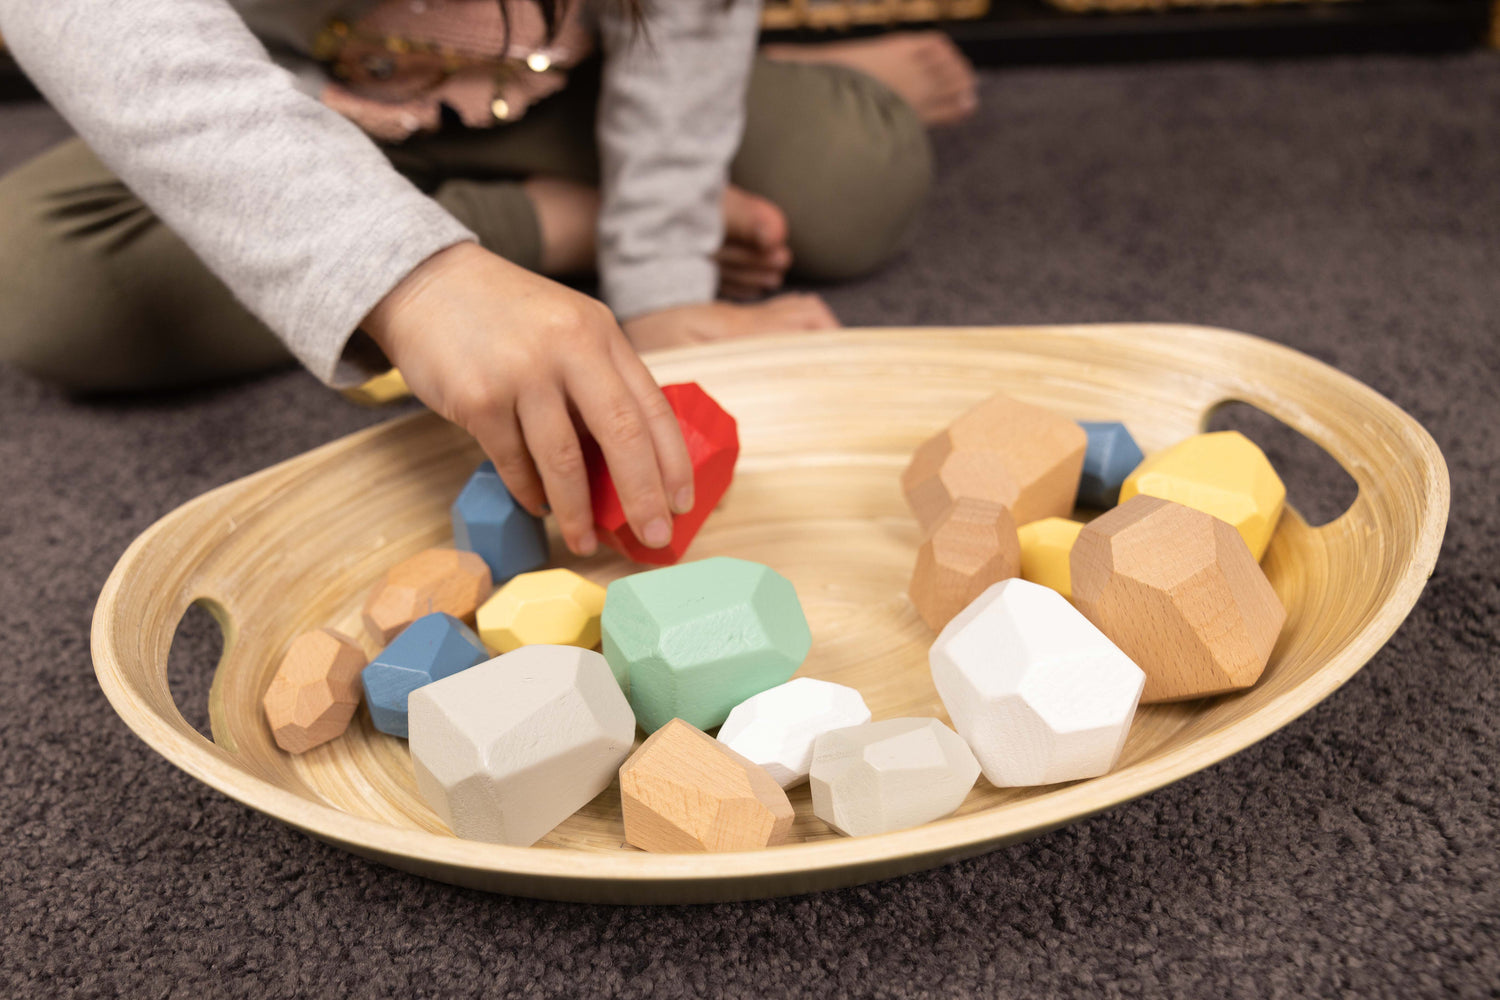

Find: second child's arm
<box><xmin>0</xmin><ymin>0</ymin><xmax>692</xmax><ymax>555</ymax></box>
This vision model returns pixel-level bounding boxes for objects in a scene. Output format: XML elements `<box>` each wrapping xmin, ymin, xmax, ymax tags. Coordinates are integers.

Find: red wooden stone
<box><xmin>586</xmin><ymin>382</ymin><xmax>740</xmax><ymax>565</ymax></box>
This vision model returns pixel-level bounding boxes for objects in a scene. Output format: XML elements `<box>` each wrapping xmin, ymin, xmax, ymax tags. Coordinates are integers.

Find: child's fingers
<box><xmin>610</xmin><ymin>338</ymin><xmax>696</xmax><ymax>516</ymax></box>
<box><xmin>471</xmin><ymin>404</ymin><xmax>550</xmax><ymax>518</ymax></box>
<box><xmin>517</xmin><ymin>389</ymin><xmax>598</xmax><ymax>556</ymax></box>
<box><xmin>564</xmin><ymin>361</ymin><xmax>675</xmax><ymax>550</ymax></box>
<box><xmin>717</xmin><ymin>243</ymin><xmax>792</xmax><ymax>273</ymax></box>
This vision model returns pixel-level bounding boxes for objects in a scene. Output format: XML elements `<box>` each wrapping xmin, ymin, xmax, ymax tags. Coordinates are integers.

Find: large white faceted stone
<box><xmin>716</xmin><ymin>678</ymin><xmax>872</xmax><ymax>789</ymax></box>
<box><xmin>930</xmin><ymin>578</ymin><xmax>1144</xmax><ymax>787</ymax></box>
<box><xmin>810</xmin><ymin>718</ymin><xmax>979</xmax><ymax>837</ymax></box>
<box><xmin>408</xmin><ymin>644</ymin><xmax>636</xmax><ymax>846</ymax></box>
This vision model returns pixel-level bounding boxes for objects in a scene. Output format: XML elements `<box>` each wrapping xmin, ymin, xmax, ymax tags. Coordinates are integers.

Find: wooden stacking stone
<box><xmin>908</xmin><ymin>497</ymin><xmax>1021</xmax><ymax>631</ymax></box>
<box><xmin>409</xmin><ymin>645</ymin><xmax>636</xmax><ymax>846</ymax></box>
<box><xmin>901</xmin><ymin>392</ymin><xmax>1087</xmax><ymax>532</ymax></box>
<box><xmin>362</xmin><ymin>547</ymin><xmax>492</xmax><ymax>645</ymax></box>
<box><xmin>451</xmin><ymin>460</ymin><xmax>549</xmax><ymax>583</ymax></box>
<box><xmin>619</xmin><ymin>718</ymin><xmax>794</xmax><ymax>853</ymax></box>
<box><xmin>1017</xmin><ymin>516</ymin><xmax>1085</xmax><ymax>600</ymax></box>
<box><xmin>476</xmin><ymin>567</ymin><xmax>606</xmax><ymax>653</ymax></box>
<box><xmin>1071</xmin><ymin>495</ymin><xmax>1286</xmax><ymax>703</ymax></box>
<box><xmin>930</xmin><ymin>579</ymin><xmax>1144</xmax><ymax>786</ymax></box>
<box><xmin>1120</xmin><ymin>430</ymin><xmax>1286</xmax><ymax>561</ymax></box>
<box><xmin>587</xmin><ymin>382</ymin><xmax>740</xmax><ymax>566</ymax></box>
<box><xmin>262</xmin><ymin>628</ymin><xmax>367</xmax><ymax>754</ymax></box>
<box><xmin>810</xmin><ymin>718</ymin><xmax>979</xmax><ymax>837</ymax></box>
<box><xmin>602</xmin><ymin>557</ymin><xmax>811</xmax><ymax>731</ymax></box>
<box><xmin>716</xmin><ymin>678</ymin><xmax>872</xmax><ymax>789</ymax></box>
<box><xmin>1077</xmin><ymin>421</ymin><xmax>1145</xmax><ymax>509</ymax></box>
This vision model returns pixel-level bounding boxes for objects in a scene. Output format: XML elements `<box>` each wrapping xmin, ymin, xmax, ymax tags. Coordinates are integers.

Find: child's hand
<box><xmin>363</xmin><ymin>242</ymin><xmax>694</xmax><ymax>557</ymax></box>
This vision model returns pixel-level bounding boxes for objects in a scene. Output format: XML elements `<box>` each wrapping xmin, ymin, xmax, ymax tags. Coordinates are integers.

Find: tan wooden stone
<box><xmin>901</xmin><ymin>393</ymin><xmax>1087</xmax><ymax>532</ymax></box>
<box><xmin>262</xmin><ymin>628</ymin><xmax>367</xmax><ymax>754</ymax></box>
<box><xmin>1071</xmin><ymin>496</ymin><xmax>1286</xmax><ymax>703</ymax></box>
<box><xmin>362</xmin><ymin>547</ymin><xmax>492</xmax><ymax>645</ymax></box>
<box><xmin>908</xmin><ymin>497</ymin><xmax>1020</xmax><ymax>630</ymax></box>
<box><xmin>619</xmin><ymin>718</ymin><xmax>794</xmax><ymax>853</ymax></box>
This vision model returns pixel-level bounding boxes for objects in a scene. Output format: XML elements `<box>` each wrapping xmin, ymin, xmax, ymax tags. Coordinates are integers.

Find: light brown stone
<box><xmin>1071</xmin><ymin>496</ymin><xmax>1286</xmax><ymax>703</ymax></box>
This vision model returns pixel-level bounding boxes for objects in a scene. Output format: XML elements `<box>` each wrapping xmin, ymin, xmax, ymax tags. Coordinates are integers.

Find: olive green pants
<box><xmin>0</xmin><ymin>57</ymin><xmax>931</xmax><ymax>391</ymax></box>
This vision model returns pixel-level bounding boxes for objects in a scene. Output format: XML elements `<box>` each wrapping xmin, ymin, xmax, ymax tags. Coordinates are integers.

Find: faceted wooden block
<box><xmin>1077</xmin><ymin>421</ymin><xmax>1145</xmax><ymax>508</ymax></box>
<box><xmin>930</xmin><ymin>579</ymin><xmax>1144</xmax><ymax>786</ymax></box>
<box><xmin>451</xmin><ymin>460</ymin><xmax>549</xmax><ymax>583</ymax></box>
<box><xmin>901</xmin><ymin>393</ymin><xmax>1087</xmax><ymax>532</ymax></box>
<box><xmin>602</xmin><ymin>557</ymin><xmax>811</xmax><ymax>732</ymax></box>
<box><xmin>409</xmin><ymin>645</ymin><xmax>636</xmax><ymax>846</ymax></box>
<box><xmin>587</xmin><ymin>382</ymin><xmax>740</xmax><ymax>566</ymax></box>
<box><xmin>1071</xmin><ymin>496</ymin><xmax>1287</xmax><ymax>704</ymax></box>
<box><xmin>262</xmin><ymin>628</ymin><xmax>367</xmax><ymax>754</ymax></box>
<box><xmin>362</xmin><ymin>547</ymin><xmax>492</xmax><ymax>645</ymax></box>
<box><xmin>1017</xmin><ymin>516</ymin><xmax>1085</xmax><ymax>600</ymax></box>
<box><xmin>361</xmin><ymin>613</ymin><xmax>489</xmax><ymax>738</ymax></box>
<box><xmin>619</xmin><ymin>718</ymin><xmax>794</xmax><ymax>853</ymax></box>
<box><xmin>810</xmin><ymin>718</ymin><xmax>980</xmax><ymax>837</ymax></box>
<box><xmin>476</xmin><ymin>568</ymin><xmax>606</xmax><ymax>654</ymax></box>
<box><xmin>1119</xmin><ymin>430</ymin><xmax>1286</xmax><ymax>561</ymax></box>
<box><xmin>716</xmin><ymin>678</ymin><xmax>872</xmax><ymax>789</ymax></box>
<box><xmin>908</xmin><ymin>498</ymin><xmax>1021</xmax><ymax>631</ymax></box>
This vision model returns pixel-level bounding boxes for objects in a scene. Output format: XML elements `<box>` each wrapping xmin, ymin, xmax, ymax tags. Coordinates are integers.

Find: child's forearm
<box><xmin>594</xmin><ymin>0</ymin><xmax>763</xmax><ymax>321</ymax></box>
<box><xmin>0</xmin><ymin>0</ymin><xmax>472</xmax><ymax>387</ymax></box>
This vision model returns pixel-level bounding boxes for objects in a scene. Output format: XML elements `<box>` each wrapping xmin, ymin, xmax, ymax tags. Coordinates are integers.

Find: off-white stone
<box><xmin>716</xmin><ymin>678</ymin><xmax>872</xmax><ymax>789</ymax></box>
<box><xmin>408</xmin><ymin>645</ymin><xmax>636</xmax><ymax>846</ymax></box>
<box><xmin>810</xmin><ymin>718</ymin><xmax>979</xmax><ymax>837</ymax></box>
<box><xmin>930</xmin><ymin>578</ymin><xmax>1144</xmax><ymax>787</ymax></box>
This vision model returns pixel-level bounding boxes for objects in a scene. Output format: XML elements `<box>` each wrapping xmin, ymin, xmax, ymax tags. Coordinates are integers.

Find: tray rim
<box><xmin>91</xmin><ymin>323</ymin><xmax>1450</xmax><ymax>903</ymax></box>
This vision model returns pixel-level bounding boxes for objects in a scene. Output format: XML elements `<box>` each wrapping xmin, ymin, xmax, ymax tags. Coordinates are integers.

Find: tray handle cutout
<box><xmin>1202</xmin><ymin>399</ymin><xmax>1361</xmax><ymax>529</ymax></box>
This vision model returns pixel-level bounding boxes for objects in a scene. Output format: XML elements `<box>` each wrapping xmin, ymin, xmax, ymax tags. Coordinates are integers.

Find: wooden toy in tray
<box><xmin>92</xmin><ymin>325</ymin><xmax>1448</xmax><ymax>903</ymax></box>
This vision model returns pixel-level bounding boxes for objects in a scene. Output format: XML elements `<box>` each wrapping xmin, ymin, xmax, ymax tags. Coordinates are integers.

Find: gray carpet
<box><xmin>2</xmin><ymin>53</ymin><xmax>1497</xmax><ymax>999</ymax></box>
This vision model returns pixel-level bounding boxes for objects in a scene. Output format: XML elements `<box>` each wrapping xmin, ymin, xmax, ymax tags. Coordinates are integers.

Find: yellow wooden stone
<box><xmin>340</xmin><ymin>368</ymin><xmax>411</xmax><ymax>407</ymax></box>
<box><xmin>476</xmin><ymin>568</ymin><xmax>607</xmax><ymax>653</ymax></box>
<box><xmin>1017</xmin><ymin>517</ymin><xmax>1084</xmax><ymax>599</ymax></box>
<box><xmin>1119</xmin><ymin>430</ymin><xmax>1286</xmax><ymax>561</ymax></box>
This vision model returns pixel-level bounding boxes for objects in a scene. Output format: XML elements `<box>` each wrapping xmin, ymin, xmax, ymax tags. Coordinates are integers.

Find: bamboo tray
<box><xmin>92</xmin><ymin>325</ymin><xmax>1448</xmax><ymax>904</ymax></box>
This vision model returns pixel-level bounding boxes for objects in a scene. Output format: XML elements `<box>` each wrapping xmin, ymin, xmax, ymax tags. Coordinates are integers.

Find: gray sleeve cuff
<box><xmin>602</xmin><ymin>255</ymin><xmax>719</xmax><ymax>323</ymax></box>
<box><xmin>296</xmin><ymin>212</ymin><xmax>476</xmax><ymax>387</ymax></box>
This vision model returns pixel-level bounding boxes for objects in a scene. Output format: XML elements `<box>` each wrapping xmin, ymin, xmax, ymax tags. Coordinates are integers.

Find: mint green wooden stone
<box><xmin>602</xmin><ymin>557</ymin><xmax>813</xmax><ymax>734</ymax></box>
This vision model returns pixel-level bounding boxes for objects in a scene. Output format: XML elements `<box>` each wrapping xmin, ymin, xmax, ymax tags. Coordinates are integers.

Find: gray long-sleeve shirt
<box><xmin>0</xmin><ymin>0</ymin><xmax>759</xmax><ymax>386</ymax></box>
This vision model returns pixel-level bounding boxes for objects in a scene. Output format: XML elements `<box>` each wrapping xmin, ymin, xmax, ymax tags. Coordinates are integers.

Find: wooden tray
<box><xmin>91</xmin><ymin>325</ymin><xmax>1448</xmax><ymax>904</ymax></box>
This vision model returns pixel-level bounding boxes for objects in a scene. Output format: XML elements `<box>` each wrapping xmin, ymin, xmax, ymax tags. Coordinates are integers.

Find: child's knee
<box><xmin>0</xmin><ymin>161</ymin><xmax>93</xmax><ymax>383</ymax></box>
<box><xmin>740</xmin><ymin>61</ymin><xmax>934</xmax><ymax>283</ymax></box>
<box><xmin>794</xmin><ymin>76</ymin><xmax>932</xmax><ymax>281</ymax></box>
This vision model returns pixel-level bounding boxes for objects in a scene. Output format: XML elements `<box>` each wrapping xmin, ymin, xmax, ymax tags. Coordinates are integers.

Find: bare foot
<box><xmin>622</xmin><ymin>294</ymin><xmax>840</xmax><ymax>353</ymax></box>
<box><xmin>524</xmin><ymin>177</ymin><xmax>791</xmax><ymax>295</ymax></box>
<box><xmin>718</xmin><ymin>186</ymin><xmax>792</xmax><ymax>300</ymax></box>
<box><xmin>762</xmin><ymin>31</ymin><xmax>978</xmax><ymax>127</ymax></box>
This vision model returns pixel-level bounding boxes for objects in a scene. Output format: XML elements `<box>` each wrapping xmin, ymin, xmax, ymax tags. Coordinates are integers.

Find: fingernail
<box><xmin>642</xmin><ymin>518</ymin><xmax>672</xmax><ymax>548</ymax></box>
<box><xmin>673</xmin><ymin>486</ymin><xmax>695</xmax><ymax>514</ymax></box>
<box><xmin>576</xmin><ymin>530</ymin><xmax>597</xmax><ymax>557</ymax></box>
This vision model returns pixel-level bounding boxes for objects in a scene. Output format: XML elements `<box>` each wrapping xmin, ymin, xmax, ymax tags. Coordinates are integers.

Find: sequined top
<box><xmin>313</xmin><ymin>0</ymin><xmax>596</xmax><ymax>141</ymax></box>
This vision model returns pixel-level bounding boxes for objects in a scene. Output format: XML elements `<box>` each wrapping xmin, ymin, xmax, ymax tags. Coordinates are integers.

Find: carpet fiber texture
<box><xmin>1</xmin><ymin>53</ymin><xmax>1496</xmax><ymax>999</ymax></box>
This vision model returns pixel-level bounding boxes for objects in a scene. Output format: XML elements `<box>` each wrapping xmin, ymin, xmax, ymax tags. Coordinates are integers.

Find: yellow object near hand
<box><xmin>1119</xmin><ymin>431</ymin><xmax>1286</xmax><ymax>561</ymax></box>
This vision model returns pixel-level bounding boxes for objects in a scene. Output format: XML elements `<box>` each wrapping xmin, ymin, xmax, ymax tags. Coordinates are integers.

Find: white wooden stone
<box><xmin>809</xmin><ymin>718</ymin><xmax>979</xmax><ymax>837</ymax></box>
<box><xmin>408</xmin><ymin>644</ymin><xmax>636</xmax><ymax>846</ymax></box>
<box><xmin>929</xmin><ymin>578</ymin><xmax>1144</xmax><ymax>787</ymax></box>
<box><xmin>715</xmin><ymin>678</ymin><xmax>872</xmax><ymax>789</ymax></box>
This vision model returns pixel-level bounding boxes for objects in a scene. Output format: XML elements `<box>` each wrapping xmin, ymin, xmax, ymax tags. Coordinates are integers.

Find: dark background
<box><xmin>2</xmin><ymin>43</ymin><xmax>1497</xmax><ymax>1000</ymax></box>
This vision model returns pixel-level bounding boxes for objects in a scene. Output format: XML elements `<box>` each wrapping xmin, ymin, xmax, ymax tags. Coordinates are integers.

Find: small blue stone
<box><xmin>451</xmin><ymin>461</ymin><xmax>549</xmax><ymax>584</ymax></box>
<box><xmin>362</xmin><ymin>613</ymin><xmax>488</xmax><ymax>738</ymax></box>
<box><xmin>1077</xmin><ymin>421</ymin><xmax>1146</xmax><ymax>509</ymax></box>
